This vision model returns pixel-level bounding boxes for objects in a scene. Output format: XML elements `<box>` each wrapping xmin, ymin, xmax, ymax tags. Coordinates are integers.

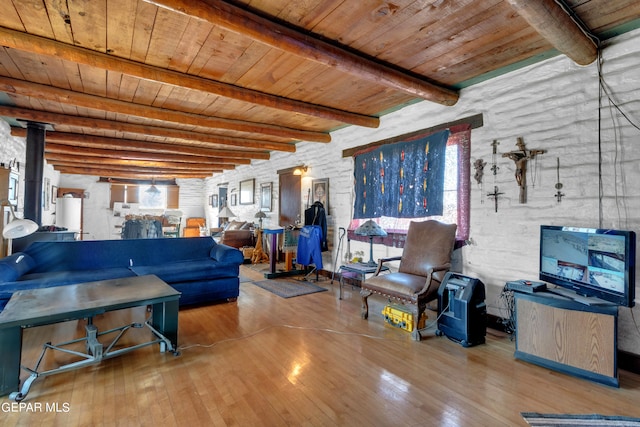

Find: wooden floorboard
<box><xmin>3</xmin><ymin>265</ymin><xmax>640</xmax><ymax>426</ymax></box>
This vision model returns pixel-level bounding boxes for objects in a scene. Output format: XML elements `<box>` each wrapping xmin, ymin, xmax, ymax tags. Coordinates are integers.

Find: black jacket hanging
<box><xmin>304</xmin><ymin>201</ymin><xmax>328</xmax><ymax>251</ymax></box>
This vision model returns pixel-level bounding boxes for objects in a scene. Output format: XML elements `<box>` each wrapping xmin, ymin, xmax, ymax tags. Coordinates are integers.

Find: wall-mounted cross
<box><xmin>486</xmin><ymin>185</ymin><xmax>504</xmax><ymax>213</ymax></box>
<box><xmin>501</xmin><ymin>138</ymin><xmax>546</xmax><ymax>203</ymax></box>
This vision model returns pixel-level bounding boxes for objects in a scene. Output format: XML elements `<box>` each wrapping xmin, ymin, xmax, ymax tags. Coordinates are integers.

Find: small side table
<box><xmin>263</xmin><ymin>227</ymin><xmax>284</xmax><ymax>277</ymax></box>
<box><xmin>338</xmin><ymin>263</ymin><xmax>389</xmax><ymax>300</ymax></box>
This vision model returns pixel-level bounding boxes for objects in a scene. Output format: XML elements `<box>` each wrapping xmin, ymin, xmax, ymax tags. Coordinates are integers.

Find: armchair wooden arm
<box><xmin>374</xmin><ymin>256</ymin><xmax>402</xmax><ymax>275</ymax></box>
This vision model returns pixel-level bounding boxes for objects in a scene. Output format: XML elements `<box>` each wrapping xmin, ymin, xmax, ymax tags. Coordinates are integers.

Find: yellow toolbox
<box><xmin>382</xmin><ymin>305</ymin><xmax>426</xmax><ymax>332</ymax></box>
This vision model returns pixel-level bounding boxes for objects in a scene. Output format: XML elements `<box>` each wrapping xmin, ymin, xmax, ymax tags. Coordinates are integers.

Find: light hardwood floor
<box><xmin>3</xmin><ymin>265</ymin><xmax>640</xmax><ymax>426</ymax></box>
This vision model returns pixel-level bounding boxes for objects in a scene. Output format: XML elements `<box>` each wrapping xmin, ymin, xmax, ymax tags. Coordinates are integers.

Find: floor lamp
<box><xmin>354</xmin><ymin>219</ymin><xmax>387</xmax><ymax>267</ymax></box>
<box><xmin>2</xmin><ymin>200</ymin><xmax>39</xmax><ymax>255</ymax></box>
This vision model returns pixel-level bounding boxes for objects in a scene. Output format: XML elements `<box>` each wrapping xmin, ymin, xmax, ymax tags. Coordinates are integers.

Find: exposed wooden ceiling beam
<box><xmin>146</xmin><ymin>0</ymin><xmax>459</xmax><ymax>106</ymax></box>
<box><xmin>45</xmin><ymin>154</ymin><xmax>232</xmax><ymax>170</ymax></box>
<box><xmin>506</xmin><ymin>0</ymin><xmax>597</xmax><ymax>65</ymax></box>
<box><xmin>0</xmin><ymin>26</ymin><xmax>379</xmax><ymax>128</ymax></box>
<box><xmin>0</xmin><ymin>76</ymin><xmax>329</xmax><ymax>143</ymax></box>
<box><xmin>45</xmin><ymin>143</ymin><xmax>250</xmax><ymax>165</ymax></box>
<box><xmin>52</xmin><ymin>166</ymin><xmax>213</xmax><ymax>179</ymax></box>
<box><xmin>0</xmin><ymin>105</ymin><xmax>297</xmax><ymax>152</ymax></box>
<box><xmin>47</xmin><ymin>161</ymin><xmax>219</xmax><ymax>175</ymax></box>
<box><xmin>10</xmin><ymin>128</ymin><xmax>271</xmax><ymax>161</ymax></box>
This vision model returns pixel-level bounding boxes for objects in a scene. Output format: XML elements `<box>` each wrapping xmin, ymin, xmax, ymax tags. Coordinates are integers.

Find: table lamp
<box><xmin>1</xmin><ymin>200</ymin><xmax>39</xmax><ymax>255</ymax></box>
<box><xmin>217</xmin><ymin>205</ymin><xmax>236</xmax><ymax>227</ymax></box>
<box><xmin>254</xmin><ymin>211</ymin><xmax>266</xmax><ymax>229</ymax></box>
<box><xmin>354</xmin><ymin>219</ymin><xmax>387</xmax><ymax>267</ymax></box>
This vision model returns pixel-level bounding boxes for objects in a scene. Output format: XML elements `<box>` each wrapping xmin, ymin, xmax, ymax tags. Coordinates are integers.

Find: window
<box><xmin>109</xmin><ymin>183</ymin><xmax>180</xmax><ymax>209</ymax></box>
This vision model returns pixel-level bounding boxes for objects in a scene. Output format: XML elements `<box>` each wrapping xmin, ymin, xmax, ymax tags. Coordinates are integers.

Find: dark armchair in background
<box><xmin>217</xmin><ymin>220</ymin><xmax>255</xmax><ymax>248</ymax></box>
<box><xmin>360</xmin><ymin>220</ymin><xmax>458</xmax><ymax>341</ymax></box>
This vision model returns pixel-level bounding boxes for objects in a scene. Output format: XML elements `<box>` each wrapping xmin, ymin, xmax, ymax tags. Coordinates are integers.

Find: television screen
<box><xmin>539</xmin><ymin>225</ymin><xmax>636</xmax><ymax>307</ymax></box>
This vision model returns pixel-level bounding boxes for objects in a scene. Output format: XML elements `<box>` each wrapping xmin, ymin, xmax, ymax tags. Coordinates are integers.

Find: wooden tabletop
<box><xmin>0</xmin><ymin>275</ymin><xmax>180</xmax><ymax>328</ymax></box>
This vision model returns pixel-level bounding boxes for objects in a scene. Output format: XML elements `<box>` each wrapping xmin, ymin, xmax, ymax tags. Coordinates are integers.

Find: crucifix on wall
<box><xmin>502</xmin><ymin>137</ymin><xmax>546</xmax><ymax>204</ymax></box>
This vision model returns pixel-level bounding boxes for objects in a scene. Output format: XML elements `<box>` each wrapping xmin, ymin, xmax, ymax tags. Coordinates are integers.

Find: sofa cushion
<box><xmin>23</xmin><ymin>237</ymin><xmax>219</xmax><ymax>273</ymax></box>
<box><xmin>0</xmin><ymin>253</ymin><xmax>37</xmax><ymax>282</ymax></box>
<box><xmin>7</xmin><ymin>268</ymin><xmax>137</xmax><ymax>292</ymax></box>
<box><xmin>130</xmin><ymin>259</ymin><xmax>239</xmax><ymax>283</ymax></box>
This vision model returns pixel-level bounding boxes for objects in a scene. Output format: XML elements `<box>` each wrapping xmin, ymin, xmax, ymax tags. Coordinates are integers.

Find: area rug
<box><xmin>521</xmin><ymin>412</ymin><xmax>640</xmax><ymax>426</ymax></box>
<box><xmin>251</xmin><ymin>279</ymin><xmax>328</xmax><ymax>298</ymax></box>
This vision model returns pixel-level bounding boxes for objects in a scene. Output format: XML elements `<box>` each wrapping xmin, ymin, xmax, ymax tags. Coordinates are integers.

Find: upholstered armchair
<box><xmin>360</xmin><ymin>220</ymin><xmax>457</xmax><ymax>341</ymax></box>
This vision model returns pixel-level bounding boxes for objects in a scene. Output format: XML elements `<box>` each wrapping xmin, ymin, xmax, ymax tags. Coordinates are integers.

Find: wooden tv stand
<box><xmin>514</xmin><ymin>290</ymin><xmax>619</xmax><ymax>387</ymax></box>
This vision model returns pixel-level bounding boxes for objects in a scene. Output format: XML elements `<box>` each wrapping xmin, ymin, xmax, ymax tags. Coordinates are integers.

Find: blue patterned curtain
<box><xmin>353</xmin><ymin>129</ymin><xmax>450</xmax><ymax>219</ymax></box>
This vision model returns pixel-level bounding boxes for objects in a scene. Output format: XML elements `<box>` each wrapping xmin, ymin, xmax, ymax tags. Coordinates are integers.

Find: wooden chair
<box><xmin>183</xmin><ymin>217</ymin><xmax>205</xmax><ymax>237</ymax></box>
<box><xmin>360</xmin><ymin>220</ymin><xmax>457</xmax><ymax>341</ymax></box>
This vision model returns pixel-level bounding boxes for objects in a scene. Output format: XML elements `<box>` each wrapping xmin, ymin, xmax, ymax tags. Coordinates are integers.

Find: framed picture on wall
<box><xmin>260</xmin><ymin>182</ymin><xmax>272</xmax><ymax>212</ymax></box>
<box><xmin>230</xmin><ymin>193</ymin><xmax>237</xmax><ymax>206</ymax></box>
<box><xmin>311</xmin><ymin>178</ymin><xmax>329</xmax><ymax>213</ymax></box>
<box><xmin>239</xmin><ymin>178</ymin><xmax>254</xmax><ymax>205</ymax></box>
<box><xmin>211</xmin><ymin>194</ymin><xmax>218</xmax><ymax>208</ymax></box>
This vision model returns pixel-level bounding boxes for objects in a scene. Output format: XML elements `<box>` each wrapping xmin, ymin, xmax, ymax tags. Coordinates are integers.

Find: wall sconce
<box><xmin>293</xmin><ymin>165</ymin><xmax>308</xmax><ymax>176</ymax></box>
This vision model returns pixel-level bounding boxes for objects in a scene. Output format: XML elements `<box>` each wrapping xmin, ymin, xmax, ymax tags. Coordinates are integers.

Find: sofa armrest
<box><xmin>0</xmin><ymin>253</ymin><xmax>37</xmax><ymax>282</ymax></box>
<box><xmin>210</xmin><ymin>242</ymin><xmax>244</xmax><ymax>264</ymax></box>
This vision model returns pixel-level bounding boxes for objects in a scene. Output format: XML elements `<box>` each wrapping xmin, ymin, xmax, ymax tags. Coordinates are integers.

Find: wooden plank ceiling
<box><xmin>0</xmin><ymin>0</ymin><xmax>639</xmax><ymax>180</ymax></box>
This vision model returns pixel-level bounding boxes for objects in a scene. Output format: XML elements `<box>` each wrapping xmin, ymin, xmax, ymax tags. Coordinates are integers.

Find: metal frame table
<box><xmin>337</xmin><ymin>263</ymin><xmax>389</xmax><ymax>299</ymax></box>
<box><xmin>0</xmin><ymin>275</ymin><xmax>180</xmax><ymax>401</ymax></box>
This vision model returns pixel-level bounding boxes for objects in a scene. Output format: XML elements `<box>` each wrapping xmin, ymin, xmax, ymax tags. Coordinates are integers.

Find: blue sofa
<box><xmin>0</xmin><ymin>237</ymin><xmax>244</xmax><ymax>311</ymax></box>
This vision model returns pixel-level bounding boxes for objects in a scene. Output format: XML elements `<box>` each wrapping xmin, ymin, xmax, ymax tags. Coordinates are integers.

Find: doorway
<box><xmin>279</xmin><ymin>171</ymin><xmax>301</xmax><ymax>227</ymax></box>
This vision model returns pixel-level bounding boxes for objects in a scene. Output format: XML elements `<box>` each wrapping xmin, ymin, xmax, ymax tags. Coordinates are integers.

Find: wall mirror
<box><xmin>260</xmin><ymin>182</ymin><xmax>272</xmax><ymax>211</ymax></box>
<box><xmin>239</xmin><ymin>178</ymin><xmax>255</xmax><ymax>205</ymax></box>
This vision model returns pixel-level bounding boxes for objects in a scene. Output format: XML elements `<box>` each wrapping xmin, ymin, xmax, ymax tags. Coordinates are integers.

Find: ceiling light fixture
<box><xmin>146</xmin><ymin>179</ymin><xmax>161</xmax><ymax>194</ymax></box>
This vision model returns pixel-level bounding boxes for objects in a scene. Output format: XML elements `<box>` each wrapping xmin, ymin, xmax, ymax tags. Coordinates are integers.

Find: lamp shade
<box><xmin>254</xmin><ymin>211</ymin><xmax>267</xmax><ymax>219</ymax></box>
<box><xmin>3</xmin><ymin>218</ymin><xmax>39</xmax><ymax>239</ymax></box>
<box><xmin>354</xmin><ymin>219</ymin><xmax>387</xmax><ymax>237</ymax></box>
<box><xmin>218</xmin><ymin>206</ymin><xmax>236</xmax><ymax>218</ymax></box>
<box><xmin>145</xmin><ymin>184</ymin><xmax>161</xmax><ymax>194</ymax></box>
